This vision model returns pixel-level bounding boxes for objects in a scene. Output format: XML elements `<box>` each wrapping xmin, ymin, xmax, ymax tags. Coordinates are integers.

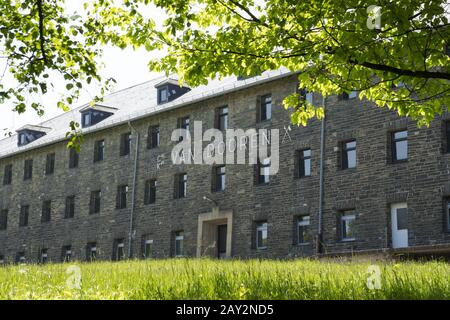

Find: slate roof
<box><xmin>0</xmin><ymin>68</ymin><xmax>293</xmax><ymax>159</ymax></box>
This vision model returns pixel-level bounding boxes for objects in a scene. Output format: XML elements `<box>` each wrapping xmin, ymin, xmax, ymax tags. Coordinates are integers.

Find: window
<box><xmin>213</xmin><ymin>166</ymin><xmax>226</xmax><ymax>192</ymax></box>
<box><xmin>62</xmin><ymin>245</ymin><xmax>72</xmax><ymax>262</ymax></box>
<box><xmin>391</xmin><ymin>130</ymin><xmax>408</xmax><ymax>162</ymax></box>
<box><xmin>17</xmin><ymin>130</ymin><xmax>46</xmax><ymax>146</ymax></box>
<box><xmin>41</xmin><ymin>200</ymin><xmax>51</xmax><ymax>223</ymax></box>
<box><xmin>259</xmin><ymin>94</ymin><xmax>272</xmax><ymax>122</ymax></box>
<box><xmin>158</xmin><ymin>86</ymin><xmax>169</xmax><ymax>104</ymax></box>
<box><xmin>40</xmin><ymin>248</ymin><xmax>48</xmax><ymax>264</ymax></box>
<box><xmin>16</xmin><ymin>252</ymin><xmax>26</xmax><ymax>264</ymax></box>
<box><xmin>69</xmin><ymin>148</ymin><xmax>79</xmax><ymax>168</ymax></box>
<box><xmin>446</xmin><ymin>200</ymin><xmax>450</xmax><ymax>231</ymax></box>
<box><xmin>82</xmin><ymin>112</ymin><xmax>91</xmax><ymax>127</ymax></box>
<box><xmin>116</xmin><ymin>185</ymin><xmax>128</xmax><ymax>209</ymax></box>
<box><xmin>19</xmin><ymin>205</ymin><xmax>29</xmax><ymax>227</ymax></box>
<box><xmin>94</xmin><ymin>140</ymin><xmax>105</xmax><ymax>162</ymax></box>
<box><xmin>120</xmin><ymin>132</ymin><xmax>132</xmax><ymax>156</ymax></box>
<box><xmin>297</xmin><ymin>149</ymin><xmax>311</xmax><ymax>178</ymax></box>
<box><xmin>142</xmin><ymin>238</ymin><xmax>153</xmax><ymax>259</ymax></box>
<box><xmin>3</xmin><ymin>164</ymin><xmax>12</xmax><ymax>185</ymax></box>
<box><xmin>217</xmin><ymin>106</ymin><xmax>228</xmax><ymax>131</ymax></box>
<box><xmin>0</xmin><ymin>209</ymin><xmax>7</xmax><ymax>230</ymax></box>
<box><xmin>297</xmin><ymin>216</ymin><xmax>311</xmax><ymax>244</ymax></box>
<box><xmin>23</xmin><ymin>159</ymin><xmax>33</xmax><ymax>180</ymax></box>
<box><xmin>177</xmin><ymin>116</ymin><xmax>190</xmax><ymax>141</ymax></box>
<box><xmin>341</xmin><ymin>140</ymin><xmax>357</xmax><ymax>169</ymax></box>
<box><xmin>90</xmin><ymin>190</ymin><xmax>101</xmax><ymax>214</ymax></box>
<box><xmin>80</xmin><ymin>109</ymin><xmax>113</xmax><ymax>128</ymax></box>
<box><xmin>298</xmin><ymin>88</ymin><xmax>313</xmax><ymax>104</ymax></box>
<box><xmin>144</xmin><ymin>179</ymin><xmax>157</xmax><ymax>205</ymax></box>
<box><xmin>174</xmin><ymin>173</ymin><xmax>187</xmax><ymax>199</ymax></box>
<box><xmin>339</xmin><ymin>91</ymin><xmax>357</xmax><ymax>100</ymax></box>
<box><xmin>174</xmin><ymin>231</ymin><xmax>184</xmax><ymax>257</ymax></box>
<box><xmin>257</xmin><ymin>158</ymin><xmax>271</xmax><ymax>184</ymax></box>
<box><xmin>86</xmin><ymin>242</ymin><xmax>97</xmax><ymax>262</ymax></box>
<box><xmin>147</xmin><ymin>125</ymin><xmax>160</xmax><ymax>149</ymax></box>
<box><xmin>340</xmin><ymin>211</ymin><xmax>356</xmax><ymax>241</ymax></box>
<box><xmin>45</xmin><ymin>153</ymin><xmax>55</xmax><ymax>175</ymax></box>
<box><xmin>445</xmin><ymin>121</ymin><xmax>450</xmax><ymax>153</ymax></box>
<box><xmin>65</xmin><ymin>196</ymin><xmax>75</xmax><ymax>219</ymax></box>
<box><xmin>256</xmin><ymin>221</ymin><xmax>268</xmax><ymax>250</ymax></box>
<box><xmin>113</xmin><ymin>239</ymin><xmax>125</xmax><ymax>261</ymax></box>
<box><xmin>0</xmin><ymin>255</ymin><xmax>4</xmax><ymax>265</ymax></box>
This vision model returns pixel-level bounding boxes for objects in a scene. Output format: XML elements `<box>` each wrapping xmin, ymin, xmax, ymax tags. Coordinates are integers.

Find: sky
<box><xmin>0</xmin><ymin>1</ymin><xmax>165</xmax><ymax>135</ymax></box>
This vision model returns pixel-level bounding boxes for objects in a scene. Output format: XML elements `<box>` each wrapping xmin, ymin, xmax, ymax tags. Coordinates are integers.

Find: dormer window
<box><xmin>155</xmin><ymin>78</ymin><xmax>190</xmax><ymax>105</ymax></box>
<box><xmin>16</xmin><ymin>125</ymin><xmax>51</xmax><ymax>147</ymax></box>
<box><xmin>79</xmin><ymin>104</ymin><xmax>117</xmax><ymax>128</ymax></box>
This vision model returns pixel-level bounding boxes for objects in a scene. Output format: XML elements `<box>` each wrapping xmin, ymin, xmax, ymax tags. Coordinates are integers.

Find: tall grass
<box><xmin>0</xmin><ymin>259</ymin><xmax>448</xmax><ymax>299</ymax></box>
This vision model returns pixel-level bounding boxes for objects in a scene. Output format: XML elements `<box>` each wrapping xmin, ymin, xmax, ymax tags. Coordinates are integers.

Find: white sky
<box><xmin>0</xmin><ymin>1</ymin><xmax>165</xmax><ymax>135</ymax></box>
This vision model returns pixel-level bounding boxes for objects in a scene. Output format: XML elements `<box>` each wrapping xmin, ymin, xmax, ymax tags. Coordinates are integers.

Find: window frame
<box><xmin>391</xmin><ymin>130</ymin><xmax>408</xmax><ymax>162</ymax></box>
<box><xmin>341</xmin><ymin>140</ymin><xmax>357</xmax><ymax>169</ymax></box>
<box><xmin>217</xmin><ymin>106</ymin><xmax>229</xmax><ymax>131</ymax></box>
<box><xmin>23</xmin><ymin>159</ymin><xmax>33</xmax><ymax>180</ymax></box>
<box><xmin>144</xmin><ymin>179</ymin><xmax>157</xmax><ymax>205</ymax></box>
<box><xmin>116</xmin><ymin>185</ymin><xmax>128</xmax><ymax>209</ymax></box>
<box><xmin>41</xmin><ymin>200</ymin><xmax>51</xmax><ymax>223</ymax></box>
<box><xmin>174</xmin><ymin>231</ymin><xmax>184</xmax><ymax>257</ymax></box>
<box><xmin>143</xmin><ymin>238</ymin><xmax>153</xmax><ymax>259</ymax></box>
<box><xmin>175</xmin><ymin>173</ymin><xmax>187</xmax><ymax>199</ymax></box>
<box><xmin>256</xmin><ymin>221</ymin><xmax>268</xmax><ymax>250</ymax></box>
<box><xmin>297</xmin><ymin>215</ymin><xmax>311</xmax><ymax>245</ymax></box>
<box><xmin>147</xmin><ymin>125</ymin><xmax>160</xmax><ymax>149</ymax></box>
<box><xmin>65</xmin><ymin>195</ymin><xmax>75</xmax><ymax>219</ymax></box>
<box><xmin>120</xmin><ymin>132</ymin><xmax>132</xmax><ymax>156</ymax></box>
<box><xmin>0</xmin><ymin>209</ymin><xmax>8</xmax><ymax>231</ymax></box>
<box><xmin>69</xmin><ymin>148</ymin><xmax>79</xmax><ymax>169</ymax></box>
<box><xmin>297</xmin><ymin>149</ymin><xmax>311</xmax><ymax>178</ymax></box>
<box><xmin>94</xmin><ymin>139</ymin><xmax>105</xmax><ymax>162</ymax></box>
<box><xmin>3</xmin><ymin>164</ymin><xmax>12</xmax><ymax>185</ymax></box>
<box><xmin>62</xmin><ymin>245</ymin><xmax>72</xmax><ymax>262</ymax></box>
<box><xmin>157</xmin><ymin>86</ymin><xmax>169</xmax><ymax>104</ymax></box>
<box><xmin>340</xmin><ymin>211</ymin><xmax>356</xmax><ymax>241</ymax></box>
<box><xmin>86</xmin><ymin>242</ymin><xmax>97</xmax><ymax>262</ymax></box>
<box><xmin>19</xmin><ymin>205</ymin><xmax>29</xmax><ymax>227</ymax></box>
<box><xmin>259</xmin><ymin>94</ymin><xmax>272</xmax><ymax>122</ymax></box>
<box><xmin>257</xmin><ymin>158</ymin><xmax>271</xmax><ymax>184</ymax></box>
<box><xmin>90</xmin><ymin>190</ymin><xmax>101</xmax><ymax>214</ymax></box>
<box><xmin>214</xmin><ymin>165</ymin><xmax>226</xmax><ymax>192</ymax></box>
<box><xmin>45</xmin><ymin>153</ymin><xmax>56</xmax><ymax>175</ymax></box>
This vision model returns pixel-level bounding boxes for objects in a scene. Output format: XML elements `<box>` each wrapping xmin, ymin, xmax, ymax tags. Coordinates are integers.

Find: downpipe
<box><xmin>127</xmin><ymin>121</ymin><xmax>140</xmax><ymax>258</ymax></box>
<box><xmin>316</xmin><ymin>95</ymin><xmax>326</xmax><ymax>255</ymax></box>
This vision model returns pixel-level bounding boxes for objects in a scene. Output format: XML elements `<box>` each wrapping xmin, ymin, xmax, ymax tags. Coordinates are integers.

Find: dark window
<box><xmin>256</xmin><ymin>221</ymin><xmax>268</xmax><ymax>250</ymax></box>
<box><xmin>40</xmin><ymin>248</ymin><xmax>48</xmax><ymax>264</ymax></box>
<box><xmin>120</xmin><ymin>132</ymin><xmax>132</xmax><ymax>156</ymax></box>
<box><xmin>259</xmin><ymin>94</ymin><xmax>272</xmax><ymax>122</ymax></box>
<box><xmin>392</xmin><ymin>130</ymin><xmax>408</xmax><ymax>162</ymax></box>
<box><xmin>297</xmin><ymin>216</ymin><xmax>311</xmax><ymax>244</ymax></box>
<box><xmin>297</xmin><ymin>149</ymin><xmax>311</xmax><ymax>178</ymax></box>
<box><xmin>341</xmin><ymin>140</ymin><xmax>357</xmax><ymax>169</ymax></box>
<box><xmin>89</xmin><ymin>190</ymin><xmax>101</xmax><ymax>214</ymax></box>
<box><xmin>65</xmin><ymin>196</ymin><xmax>75</xmax><ymax>219</ymax></box>
<box><xmin>16</xmin><ymin>252</ymin><xmax>26</xmax><ymax>264</ymax></box>
<box><xmin>82</xmin><ymin>112</ymin><xmax>91</xmax><ymax>127</ymax></box>
<box><xmin>257</xmin><ymin>158</ymin><xmax>271</xmax><ymax>184</ymax></box>
<box><xmin>217</xmin><ymin>106</ymin><xmax>228</xmax><ymax>131</ymax></box>
<box><xmin>41</xmin><ymin>200</ymin><xmax>51</xmax><ymax>223</ymax></box>
<box><xmin>62</xmin><ymin>245</ymin><xmax>72</xmax><ymax>262</ymax></box>
<box><xmin>116</xmin><ymin>185</ymin><xmax>128</xmax><ymax>209</ymax></box>
<box><xmin>213</xmin><ymin>166</ymin><xmax>226</xmax><ymax>192</ymax></box>
<box><xmin>340</xmin><ymin>211</ymin><xmax>356</xmax><ymax>241</ymax></box>
<box><xmin>23</xmin><ymin>159</ymin><xmax>33</xmax><ymax>180</ymax></box>
<box><xmin>174</xmin><ymin>231</ymin><xmax>184</xmax><ymax>257</ymax></box>
<box><xmin>445</xmin><ymin>121</ymin><xmax>450</xmax><ymax>153</ymax></box>
<box><xmin>142</xmin><ymin>238</ymin><xmax>153</xmax><ymax>259</ymax></box>
<box><xmin>0</xmin><ymin>255</ymin><xmax>4</xmax><ymax>264</ymax></box>
<box><xmin>158</xmin><ymin>86</ymin><xmax>169</xmax><ymax>104</ymax></box>
<box><xmin>19</xmin><ymin>205</ymin><xmax>29</xmax><ymax>227</ymax></box>
<box><xmin>69</xmin><ymin>149</ymin><xmax>79</xmax><ymax>168</ymax></box>
<box><xmin>3</xmin><ymin>164</ymin><xmax>12</xmax><ymax>185</ymax></box>
<box><xmin>0</xmin><ymin>209</ymin><xmax>7</xmax><ymax>230</ymax></box>
<box><xmin>147</xmin><ymin>125</ymin><xmax>160</xmax><ymax>149</ymax></box>
<box><xmin>174</xmin><ymin>173</ymin><xmax>187</xmax><ymax>199</ymax></box>
<box><xmin>144</xmin><ymin>179</ymin><xmax>157</xmax><ymax>205</ymax></box>
<box><xmin>297</xmin><ymin>88</ymin><xmax>313</xmax><ymax>104</ymax></box>
<box><xmin>338</xmin><ymin>91</ymin><xmax>357</xmax><ymax>100</ymax></box>
<box><xmin>177</xmin><ymin>116</ymin><xmax>190</xmax><ymax>141</ymax></box>
<box><xmin>94</xmin><ymin>140</ymin><xmax>105</xmax><ymax>162</ymax></box>
<box><xmin>86</xmin><ymin>242</ymin><xmax>97</xmax><ymax>262</ymax></box>
<box><xmin>45</xmin><ymin>153</ymin><xmax>55</xmax><ymax>175</ymax></box>
<box><xmin>446</xmin><ymin>200</ymin><xmax>450</xmax><ymax>231</ymax></box>
<box><xmin>397</xmin><ymin>208</ymin><xmax>408</xmax><ymax>230</ymax></box>
<box><xmin>113</xmin><ymin>239</ymin><xmax>125</xmax><ymax>261</ymax></box>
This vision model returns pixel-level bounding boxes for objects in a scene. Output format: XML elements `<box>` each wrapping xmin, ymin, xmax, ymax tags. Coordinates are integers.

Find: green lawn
<box><xmin>0</xmin><ymin>259</ymin><xmax>448</xmax><ymax>300</ymax></box>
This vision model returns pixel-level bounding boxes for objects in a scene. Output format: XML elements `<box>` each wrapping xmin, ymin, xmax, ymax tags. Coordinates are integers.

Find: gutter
<box><xmin>127</xmin><ymin>121</ymin><xmax>140</xmax><ymax>258</ymax></box>
<box><xmin>317</xmin><ymin>95</ymin><xmax>326</xmax><ymax>255</ymax></box>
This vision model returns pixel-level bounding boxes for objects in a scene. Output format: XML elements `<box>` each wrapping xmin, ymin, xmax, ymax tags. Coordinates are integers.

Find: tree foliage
<box><xmin>1</xmin><ymin>0</ymin><xmax>450</xmax><ymax>132</ymax></box>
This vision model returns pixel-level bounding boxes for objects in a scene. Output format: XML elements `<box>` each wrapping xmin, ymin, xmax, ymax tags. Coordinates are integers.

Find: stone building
<box><xmin>0</xmin><ymin>69</ymin><xmax>449</xmax><ymax>264</ymax></box>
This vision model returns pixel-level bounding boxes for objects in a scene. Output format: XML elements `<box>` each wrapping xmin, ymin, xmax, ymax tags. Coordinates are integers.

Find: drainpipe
<box><xmin>127</xmin><ymin>121</ymin><xmax>140</xmax><ymax>258</ymax></box>
<box><xmin>317</xmin><ymin>95</ymin><xmax>326</xmax><ymax>255</ymax></box>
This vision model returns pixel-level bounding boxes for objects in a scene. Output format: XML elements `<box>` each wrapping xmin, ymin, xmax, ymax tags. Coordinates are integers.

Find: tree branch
<box><xmin>37</xmin><ymin>0</ymin><xmax>47</xmax><ymax>63</ymax></box>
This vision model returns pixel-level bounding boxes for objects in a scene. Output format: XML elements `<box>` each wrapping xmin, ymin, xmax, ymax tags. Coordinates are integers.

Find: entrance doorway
<box><xmin>391</xmin><ymin>203</ymin><xmax>408</xmax><ymax>248</ymax></box>
<box><xmin>217</xmin><ymin>224</ymin><xmax>227</xmax><ymax>258</ymax></box>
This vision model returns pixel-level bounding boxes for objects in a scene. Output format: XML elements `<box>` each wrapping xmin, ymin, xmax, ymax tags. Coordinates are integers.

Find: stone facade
<box><xmin>0</xmin><ymin>73</ymin><xmax>450</xmax><ymax>264</ymax></box>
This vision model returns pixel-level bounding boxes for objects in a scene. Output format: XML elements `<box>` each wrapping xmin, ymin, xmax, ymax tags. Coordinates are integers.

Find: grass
<box><xmin>0</xmin><ymin>258</ymin><xmax>448</xmax><ymax>300</ymax></box>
